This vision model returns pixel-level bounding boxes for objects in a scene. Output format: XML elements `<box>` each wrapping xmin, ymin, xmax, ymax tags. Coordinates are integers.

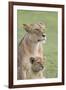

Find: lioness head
<box><xmin>30</xmin><ymin>57</ymin><xmax>44</xmax><ymax>72</ymax></box>
<box><xmin>23</xmin><ymin>23</ymin><xmax>46</xmax><ymax>43</ymax></box>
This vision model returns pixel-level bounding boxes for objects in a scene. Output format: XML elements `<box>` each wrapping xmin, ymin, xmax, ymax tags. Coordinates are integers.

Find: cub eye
<box><xmin>30</xmin><ymin>57</ymin><xmax>35</xmax><ymax>64</ymax></box>
<box><xmin>35</xmin><ymin>29</ymin><xmax>39</xmax><ymax>31</ymax></box>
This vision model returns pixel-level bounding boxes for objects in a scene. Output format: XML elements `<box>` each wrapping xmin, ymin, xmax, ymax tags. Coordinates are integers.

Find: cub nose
<box><xmin>42</xmin><ymin>34</ymin><xmax>45</xmax><ymax>37</ymax></box>
<box><xmin>40</xmin><ymin>65</ymin><xmax>44</xmax><ymax>70</ymax></box>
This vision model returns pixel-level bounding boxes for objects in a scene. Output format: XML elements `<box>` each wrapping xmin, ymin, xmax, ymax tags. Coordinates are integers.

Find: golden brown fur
<box><xmin>17</xmin><ymin>23</ymin><xmax>46</xmax><ymax>80</ymax></box>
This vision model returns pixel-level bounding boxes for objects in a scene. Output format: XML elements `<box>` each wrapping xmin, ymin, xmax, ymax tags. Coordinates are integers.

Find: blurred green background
<box><xmin>17</xmin><ymin>10</ymin><xmax>58</xmax><ymax>78</ymax></box>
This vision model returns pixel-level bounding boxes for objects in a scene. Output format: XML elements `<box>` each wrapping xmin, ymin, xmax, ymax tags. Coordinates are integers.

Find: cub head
<box><xmin>30</xmin><ymin>57</ymin><xmax>44</xmax><ymax>72</ymax></box>
<box><xmin>23</xmin><ymin>23</ymin><xmax>46</xmax><ymax>43</ymax></box>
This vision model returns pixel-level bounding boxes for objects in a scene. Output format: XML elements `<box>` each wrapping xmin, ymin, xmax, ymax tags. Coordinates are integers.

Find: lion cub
<box><xmin>27</xmin><ymin>57</ymin><xmax>44</xmax><ymax>79</ymax></box>
<box><xmin>17</xmin><ymin>23</ymin><xmax>46</xmax><ymax>80</ymax></box>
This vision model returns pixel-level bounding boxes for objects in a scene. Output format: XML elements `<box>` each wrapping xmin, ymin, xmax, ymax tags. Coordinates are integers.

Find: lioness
<box><xmin>17</xmin><ymin>23</ymin><xmax>46</xmax><ymax>80</ymax></box>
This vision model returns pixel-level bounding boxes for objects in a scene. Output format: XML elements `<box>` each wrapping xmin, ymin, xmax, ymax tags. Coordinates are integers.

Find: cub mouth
<box><xmin>32</xmin><ymin>65</ymin><xmax>44</xmax><ymax>72</ymax></box>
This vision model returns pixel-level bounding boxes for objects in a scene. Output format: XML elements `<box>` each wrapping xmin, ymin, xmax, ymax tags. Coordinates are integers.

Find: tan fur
<box><xmin>17</xmin><ymin>23</ymin><xmax>46</xmax><ymax>80</ymax></box>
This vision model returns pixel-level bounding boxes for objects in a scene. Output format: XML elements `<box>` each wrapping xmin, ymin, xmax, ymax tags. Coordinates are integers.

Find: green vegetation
<box><xmin>17</xmin><ymin>10</ymin><xmax>58</xmax><ymax>78</ymax></box>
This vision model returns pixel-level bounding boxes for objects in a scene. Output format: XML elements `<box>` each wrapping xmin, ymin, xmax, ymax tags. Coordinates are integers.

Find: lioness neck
<box><xmin>24</xmin><ymin>34</ymin><xmax>40</xmax><ymax>54</ymax></box>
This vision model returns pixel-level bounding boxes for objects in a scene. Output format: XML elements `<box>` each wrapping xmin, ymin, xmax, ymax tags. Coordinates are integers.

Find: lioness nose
<box><xmin>42</xmin><ymin>34</ymin><xmax>45</xmax><ymax>37</ymax></box>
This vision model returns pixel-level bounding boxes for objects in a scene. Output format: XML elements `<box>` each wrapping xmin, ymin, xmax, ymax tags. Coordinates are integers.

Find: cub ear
<box><xmin>23</xmin><ymin>24</ymin><xmax>31</xmax><ymax>32</ymax></box>
<box><xmin>30</xmin><ymin>57</ymin><xmax>35</xmax><ymax>64</ymax></box>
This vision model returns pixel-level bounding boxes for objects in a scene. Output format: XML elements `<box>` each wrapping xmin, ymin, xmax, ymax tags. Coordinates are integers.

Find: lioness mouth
<box><xmin>38</xmin><ymin>39</ymin><xmax>45</xmax><ymax>42</ymax></box>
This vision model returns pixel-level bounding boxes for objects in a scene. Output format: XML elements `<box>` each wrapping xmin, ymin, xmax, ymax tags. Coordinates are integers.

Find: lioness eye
<box><xmin>42</xmin><ymin>34</ymin><xmax>45</xmax><ymax>37</ymax></box>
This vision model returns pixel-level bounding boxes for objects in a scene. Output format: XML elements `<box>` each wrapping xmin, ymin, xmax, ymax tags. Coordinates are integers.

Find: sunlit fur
<box><xmin>17</xmin><ymin>23</ymin><xmax>46</xmax><ymax>80</ymax></box>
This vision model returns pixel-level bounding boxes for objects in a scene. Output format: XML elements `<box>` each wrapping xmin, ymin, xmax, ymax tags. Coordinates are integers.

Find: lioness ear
<box><xmin>30</xmin><ymin>57</ymin><xmax>35</xmax><ymax>64</ymax></box>
<box><xmin>39</xmin><ymin>22</ymin><xmax>47</xmax><ymax>29</ymax></box>
<box><xmin>23</xmin><ymin>24</ymin><xmax>31</xmax><ymax>32</ymax></box>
